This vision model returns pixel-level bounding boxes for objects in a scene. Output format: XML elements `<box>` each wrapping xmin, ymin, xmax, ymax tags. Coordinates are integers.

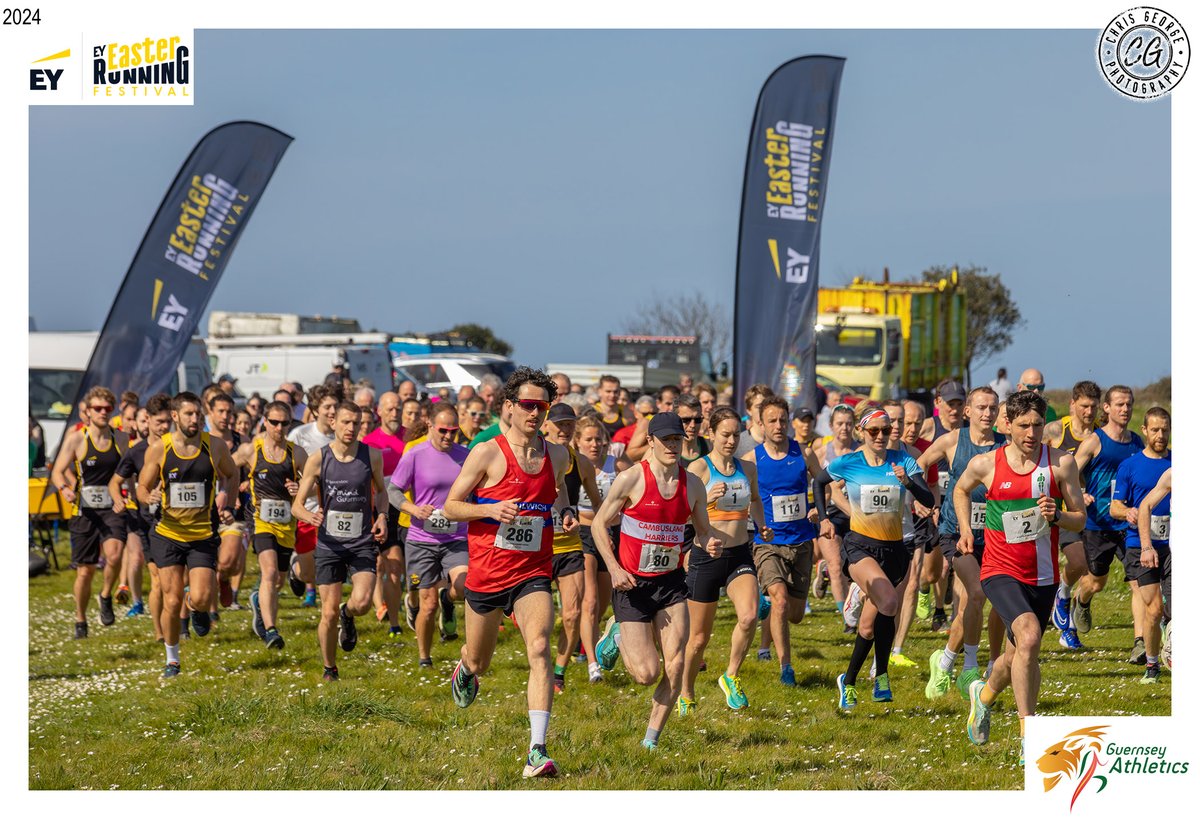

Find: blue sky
<box><xmin>28</xmin><ymin>28</ymin><xmax>1170</xmax><ymax>389</ymax></box>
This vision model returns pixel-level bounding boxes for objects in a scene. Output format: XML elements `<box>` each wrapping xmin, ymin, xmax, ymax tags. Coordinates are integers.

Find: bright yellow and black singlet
<box><xmin>1057</xmin><ymin>417</ymin><xmax>1095</xmax><ymax>456</ymax></box>
<box><xmin>73</xmin><ymin>428</ymin><xmax>123</xmax><ymax>516</ymax></box>
<box><xmin>250</xmin><ymin>438</ymin><xmax>298</xmax><ymax>548</ymax></box>
<box><xmin>156</xmin><ymin>431</ymin><xmax>217</xmax><ymax>542</ymax></box>
<box><xmin>594</xmin><ymin>403</ymin><xmax>629</xmax><ymax>438</ymax></box>
<box><xmin>552</xmin><ymin>447</ymin><xmax>583</xmax><ymax>555</ymax></box>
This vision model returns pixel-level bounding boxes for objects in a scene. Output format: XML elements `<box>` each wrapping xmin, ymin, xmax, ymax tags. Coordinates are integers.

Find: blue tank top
<box><xmin>1112</xmin><ymin>450</ymin><xmax>1171</xmax><ymax>547</ymax></box>
<box><xmin>938</xmin><ymin>427</ymin><xmax>1006</xmax><ymax>544</ymax></box>
<box><xmin>1083</xmin><ymin>429</ymin><xmax>1144</xmax><ymax>531</ymax></box>
<box><xmin>702</xmin><ymin>455</ymin><xmax>751</xmax><ymax>517</ymax></box>
<box><xmin>318</xmin><ymin>443</ymin><xmax>375</xmax><ymax>549</ymax></box>
<box><xmin>754</xmin><ymin>441</ymin><xmax>816</xmax><ymax>544</ymax></box>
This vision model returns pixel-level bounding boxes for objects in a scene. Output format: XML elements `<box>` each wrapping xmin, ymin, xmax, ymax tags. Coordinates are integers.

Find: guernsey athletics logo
<box><xmin>1039</xmin><ymin>725</ymin><xmax>1109</xmax><ymax>811</ymax></box>
<box><xmin>1097</xmin><ymin>8</ymin><xmax>1190</xmax><ymax>99</ymax></box>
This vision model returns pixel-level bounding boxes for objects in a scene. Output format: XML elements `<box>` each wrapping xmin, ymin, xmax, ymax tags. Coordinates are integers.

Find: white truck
<box><xmin>207</xmin><ymin>311</ymin><xmax>363</xmax><ymax>337</ymax></box>
<box><xmin>206</xmin><ymin>333</ymin><xmax>395</xmax><ymax>398</ymax></box>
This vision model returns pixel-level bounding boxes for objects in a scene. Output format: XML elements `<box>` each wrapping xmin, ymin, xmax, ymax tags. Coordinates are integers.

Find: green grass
<box><xmin>29</xmin><ymin>537</ymin><xmax>1169</xmax><ymax>789</ymax></box>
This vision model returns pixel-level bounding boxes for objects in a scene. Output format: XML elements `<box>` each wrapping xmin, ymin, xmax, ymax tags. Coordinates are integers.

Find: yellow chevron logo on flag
<box><xmin>151</xmin><ymin>278</ymin><xmax>163</xmax><ymax>318</ymax></box>
<box><xmin>33</xmin><ymin>48</ymin><xmax>71</xmax><ymax>63</ymax></box>
<box><xmin>768</xmin><ymin>239</ymin><xmax>781</xmax><ymax>278</ymax></box>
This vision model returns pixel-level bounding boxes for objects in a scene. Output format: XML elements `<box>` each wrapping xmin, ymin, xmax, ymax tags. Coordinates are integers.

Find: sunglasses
<box><xmin>832</xmin><ymin>403</ymin><xmax>854</xmax><ymax>413</ymax></box>
<box><xmin>265</xmin><ymin>417</ymin><xmax>288</xmax><ymax>427</ymax></box>
<box><xmin>863</xmin><ymin>426</ymin><xmax>893</xmax><ymax>437</ymax></box>
<box><xmin>468</xmin><ymin>412</ymin><xmax>488</xmax><ymax>419</ymax></box>
<box><xmin>515</xmin><ymin>399</ymin><xmax>550</xmax><ymax>414</ymax></box>
<box><xmin>678</xmin><ymin>416</ymin><xmax>702</xmax><ymax>425</ymax></box>
<box><xmin>1022</xmin><ymin>383</ymin><xmax>1046</xmax><ymax>392</ymax></box>
<box><xmin>435</xmin><ymin>426</ymin><xmax>459</xmax><ymax>435</ymax></box>
<box><xmin>89</xmin><ymin>404</ymin><xmax>113</xmax><ymax>413</ymax></box>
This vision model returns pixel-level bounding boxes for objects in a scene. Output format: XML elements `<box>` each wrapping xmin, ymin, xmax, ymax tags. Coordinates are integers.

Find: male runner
<box><xmin>954</xmin><ymin>390</ymin><xmax>1085</xmax><ymax>755</ymax></box>
<box><xmin>52</xmin><ymin>386</ymin><xmax>129</xmax><ymax>636</ymax></box>
<box><xmin>815</xmin><ymin>403</ymin><xmax>857</xmax><ymax>619</ymax></box>
<box><xmin>115</xmin><ymin>405</ymin><xmax>148</xmax><ymax>613</ymax></box>
<box><xmin>594</xmin><ymin>374</ymin><xmax>635</xmax><ymax>439</ymax></box>
<box><xmin>1016</xmin><ymin>368</ymin><xmax>1057</xmax><ymax>422</ymax></box>
<box><xmin>624</xmin><ymin>386</ymin><xmax>682</xmax><ymax>463</ymax></box>
<box><xmin>734</xmin><ymin>384</ymin><xmax>773</xmax><ymax>459</ymax></box>
<box><xmin>591</xmin><ymin>414</ymin><xmax>724</xmax><ymax>748</ymax></box>
<box><xmin>292</xmin><ymin>402</ymin><xmax>389</xmax><ymax>681</ymax></box>
<box><xmin>459</xmin><ymin>396</ymin><xmax>489</xmax><ymax>444</ymax></box>
<box><xmin>138</xmin><ymin>392</ymin><xmax>239</xmax><ymax>676</ymax></box>
<box><xmin>287</xmin><ymin>385</ymin><xmax>339</xmax><ymax>607</ymax></box>
<box><xmin>1043</xmin><ymin>380</ymin><xmax>1101</xmax><ymax>649</ymax></box>
<box><xmin>1072</xmin><ymin>385</ymin><xmax>1146</xmax><ymax>662</ymax></box>
<box><xmin>363</xmin><ymin>390</ymin><xmax>408</xmax><ymax>637</ymax></box>
<box><xmin>889</xmin><ymin>400</ymin><xmax>938</xmax><ymax>668</ymax></box>
<box><xmin>208</xmin><ymin>391</ymin><xmax>249</xmax><ymax>611</ymax></box>
<box><xmin>443</xmin><ymin>367</ymin><xmax>575</xmax><ymax>779</ymax></box>
<box><xmin>1136</xmin><ymin>468</ymin><xmax>1172</xmax><ymax>670</ymax></box>
<box><xmin>919</xmin><ymin>380</ymin><xmax>966</xmax><ymax>633</ymax></box>
<box><xmin>1111</xmin><ymin>408</ymin><xmax>1171</xmax><ymax>682</ymax></box>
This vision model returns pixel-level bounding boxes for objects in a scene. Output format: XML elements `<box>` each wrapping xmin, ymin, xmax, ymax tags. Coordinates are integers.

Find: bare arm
<box><xmin>209</xmin><ymin>436</ymin><xmax>238</xmax><ymax>522</ymax></box>
<box><xmin>625</xmin><ymin>418</ymin><xmax>651</xmax><ymax>462</ymax></box>
<box><xmin>369</xmin><ymin>448</ymin><xmax>388</xmax><ymax>542</ymax></box>
<box><xmin>589</xmin><ymin>466</ymin><xmax>640</xmax><ymax>590</ymax></box>
<box><xmin>743</xmin><ymin>459</ymin><xmax>768</xmax><ymax>536</ymax></box>
<box><xmin>1042</xmin><ymin>419</ymin><xmax>1063</xmax><ymax>445</ymax></box>
<box><xmin>952</xmin><ymin>453</ymin><xmax>992</xmax><ymax>555</ymax></box>
<box><xmin>916</xmin><ymin>433</ymin><xmax>953</xmax><ymax>473</ymax></box>
<box><xmin>50</xmin><ymin>430</ymin><xmax>81</xmax><ymax>502</ymax></box>
<box><xmin>1053</xmin><ymin>451</ymin><xmax>1088</xmax><ymax>533</ymax></box>
<box><xmin>443</xmin><ymin>442</ymin><xmax>519</xmax><ymax>524</ymax></box>
<box><xmin>576</xmin><ymin>455</ymin><xmax>603</xmax><ymax>513</ymax></box>
<box><xmin>686</xmin><ymin>471</ymin><xmax>725</xmax><ymax>557</ymax></box>
<box><xmin>1137</xmin><ymin>468</ymin><xmax>1171</xmax><ymax>562</ymax></box>
<box><xmin>136</xmin><ymin>439</ymin><xmax>166</xmax><ymax>507</ymax></box>
<box><xmin>291</xmin><ymin>451</ymin><xmax>323</xmax><ymax>527</ymax></box>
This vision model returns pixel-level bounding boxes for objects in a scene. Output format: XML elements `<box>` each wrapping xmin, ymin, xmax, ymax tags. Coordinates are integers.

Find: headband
<box><xmin>857</xmin><ymin>409</ymin><xmax>890</xmax><ymax>430</ymax></box>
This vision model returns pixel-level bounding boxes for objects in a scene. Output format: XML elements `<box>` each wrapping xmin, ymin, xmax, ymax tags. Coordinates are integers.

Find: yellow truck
<box><xmin>815</xmin><ymin>269</ymin><xmax>968</xmax><ymax>402</ymax></box>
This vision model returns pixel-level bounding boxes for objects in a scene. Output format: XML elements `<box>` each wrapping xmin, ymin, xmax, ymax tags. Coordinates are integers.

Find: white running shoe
<box><xmin>843</xmin><ymin>583</ymin><xmax>864</xmax><ymax>629</ymax></box>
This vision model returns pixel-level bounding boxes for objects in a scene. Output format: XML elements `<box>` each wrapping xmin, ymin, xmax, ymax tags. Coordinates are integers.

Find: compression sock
<box><xmin>1058</xmin><ymin>580</ymin><xmax>1070</xmax><ymax>597</ymax></box>
<box><xmin>529</xmin><ymin>710</ymin><xmax>550</xmax><ymax>750</ymax></box>
<box><xmin>844</xmin><ymin>634</ymin><xmax>873</xmax><ymax>687</ymax></box>
<box><xmin>873</xmin><ymin>615</ymin><xmax>895</xmax><ymax>679</ymax></box>
<box><xmin>835</xmin><ymin>601</ymin><xmax>844</xmax><ymax>613</ymax></box>
<box><xmin>963</xmin><ymin>644</ymin><xmax>980</xmax><ymax>670</ymax></box>
<box><xmin>165</xmin><ymin>643</ymin><xmax>180</xmax><ymax>664</ymax></box>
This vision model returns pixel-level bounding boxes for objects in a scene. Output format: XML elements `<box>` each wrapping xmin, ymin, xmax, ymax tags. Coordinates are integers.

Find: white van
<box><xmin>391</xmin><ymin>353</ymin><xmax>517</xmax><ymax>394</ymax></box>
<box><xmin>206</xmin><ymin>333</ymin><xmax>395</xmax><ymax>399</ymax></box>
<box><xmin>29</xmin><ymin>331</ymin><xmax>213</xmax><ymax>456</ymax></box>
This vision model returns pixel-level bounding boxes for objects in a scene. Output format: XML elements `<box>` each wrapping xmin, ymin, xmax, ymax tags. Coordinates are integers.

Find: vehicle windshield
<box><xmin>816</xmin><ymin>327</ymin><xmax>883</xmax><ymax>366</ymax></box>
<box><xmin>463</xmin><ymin>361</ymin><xmax>517</xmax><ymax>381</ymax></box>
<box><xmin>30</xmin><ymin>368</ymin><xmax>83</xmax><ymax>419</ymax></box>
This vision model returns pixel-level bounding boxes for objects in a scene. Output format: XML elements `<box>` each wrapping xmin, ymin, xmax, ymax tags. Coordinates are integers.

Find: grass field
<box><xmin>28</xmin><ymin>536</ymin><xmax>1170</xmax><ymax>790</ymax></box>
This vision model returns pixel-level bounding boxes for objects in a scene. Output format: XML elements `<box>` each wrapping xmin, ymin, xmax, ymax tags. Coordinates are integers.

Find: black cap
<box><xmin>546</xmin><ymin>403</ymin><xmax>577</xmax><ymax>423</ymax></box>
<box><xmin>792</xmin><ymin>405</ymin><xmax>816</xmax><ymax>421</ymax></box>
<box><xmin>938</xmin><ymin>380</ymin><xmax>966</xmax><ymax>402</ymax></box>
<box><xmin>647</xmin><ymin>413</ymin><xmax>685</xmax><ymax>439</ymax></box>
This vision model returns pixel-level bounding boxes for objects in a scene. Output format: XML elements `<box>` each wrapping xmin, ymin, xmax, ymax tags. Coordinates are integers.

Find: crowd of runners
<box><xmin>45</xmin><ymin>365</ymin><xmax>1172</xmax><ymax>776</ymax></box>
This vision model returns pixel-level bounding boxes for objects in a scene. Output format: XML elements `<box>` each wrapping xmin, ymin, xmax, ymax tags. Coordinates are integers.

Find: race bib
<box><xmin>1001</xmin><ymin>507</ymin><xmax>1048</xmax><ymax>544</ymax></box>
<box><xmin>1150</xmin><ymin>514</ymin><xmax>1170</xmax><ymax>541</ymax></box>
<box><xmin>596</xmin><ymin>472</ymin><xmax>614</xmax><ymax>500</ymax></box>
<box><xmin>494</xmin><ymin>515</ymin><xmax>544</xmax><ymax>552</ymax></box>
<box><xmin>715</xmin><ymin>479</ymin><xmax>751</xmax><ymax>512</ymax></box>
<box><xmin>422</xmin><ymin>509</ymin><xmax>456</xmax><ymax>535</ymax></box>
<box><xmin>258</xmin><ymin>498</ymin><xmax>291</xmax><ymax>524</ymax></box>
<box><xmin>326</xmin><ymin>510</ymin><xmax>364</xmax><ymax>540</ymax></box>
<box><xmin>80</xmin><ymin>485</ymin><xmax>112</xmax><ymax>509</ymax></box>
<box><xmin>170</xmin><ymin>482</ymin><xmax>205</xmax><ymax>509</ymax></box>
<box><xmin>860</xmin><ymin>484</ymin><xmax>899</xmax><ymax>515</ymax></box>
<box><xmin>969</xmin><ymin>502</ymin><xmax>987</xmax><ymax>531</ymax></box>
<box><xmin>939</xmin><ymin>471</ymin><xmax>950</xmax><ymax>491</ymax></box>
<box><xmin>771</xmin><ymin>493</ymin><xmax>806</xmax><ymax>523</ymax></box>
<box><xmin>637</xmin><ymin>543</ymin><xmax>680</xmax><ymax>574</ymax></box>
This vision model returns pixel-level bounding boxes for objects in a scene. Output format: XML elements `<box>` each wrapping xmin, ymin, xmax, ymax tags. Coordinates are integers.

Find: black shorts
<box><xmin>913</xmin><ymin>514</ymin><xmax>937</xmax><ymax>554</ymax></box>
<box><xmin>552</xmin><ymin>550</ymin><xmax>584</xmax><ymax>579</ymax></box>
<box><xmin>981</xmin><ymin>574</ymin><xmax>1055</xmax><ymax>645</ymax></box>
<box><xmin>69</xmin><ymin>510</ymin><xmax>128</xmax><ymax>566</ymax></box>
<box><xmin>150</xmin><ymin>531</ymin><xmax>219</xmax><ymax>570</ymax></box>
<box><xmin>252</xmin><ymin>532</ymin><xmax>295</xmax><ymax>564</ymax></box>
<box><xmin>1083</xmin><ymin>529</ymin><xmax>1126</xmax><ymax>577</ymax></box>
<box><xmin>938</xmin><ymin>531</ymin><xmax>984</xmax><ymax>565</ymax></box>
<box><xmin>465</xmin><ymin>575</ymin><xmax>552</xmax><ymax>617</ymax></box>
<box><xmin>686</xmin><ymin>542</ymin><xmax>757</xmax><ymax>603</ymax></box>
<box><xmin>124</xmin><ymin>508</ymin><xmax>151</xmax><ymax>539</ymax></box>
<box><xmin>828</xmin><ymin>509</ymin><xmax>851</xmax><ymax>538</ymax></box>
<box><xmin>314</xmin><ymin>540</ymin><xmax>378</xmax><ymax>586</ymax></box>
<box><xmin>579</xmin><ymin>525</ymin><xmax>618</xmax><ymax>572</ymax></box>
<box><xmin>841</xmin><ymin>531</ymin><xmax>910</xmax><ymax>587</ymax></box>
<box><xmin>612</xmin><ymin>568</ymin><xmax>688</xmax><ymax>623</ymax></box>
<box><xmin>381</xmin><ymin>505</ymin><xmax>404</xmax><ymax>550</ymax></box>
<box><xmin>1122</xmin><ymin>543</ymin><xmax>1171</xmax><ymax>588</ymax></box>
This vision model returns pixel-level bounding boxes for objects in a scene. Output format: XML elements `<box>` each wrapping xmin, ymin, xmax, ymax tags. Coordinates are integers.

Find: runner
<box><xmin>137</xmin><ymin>392</ymin><xmax>239</xmax><ymax>676</ymax></box>
<box><xmin>247</xmin><ymin>400</ymin><xmax>308</xmax><ymax>650</ymax></box>
<box><xmin>362</xmin><ymin>390</ymin><xmax>408</xmax><ymax>638</ymax></box>
<box><xmin>590</xmin><ymin>413</ymin><xmax>725</xmax><ymax>749</ymax></box>
<box><xmin>1072</xmin><ymin>385</ymin><xmax>1146</xmax><ymax>662</ymax></box>
<box><xmin>390</xmin><ymin>403</ymin><xmax>470</xmax><ymax>666</ymax></box>
<box><xmin>791</xmin><ymin>405</ymin><xmax>818</xmax><ymax>449</ymax></box>
<box><xmin>51</xmin><ymin>387</ymin><xmax>129</xmax><ymax>636</ymax></box>
<box><xmin>1041</xmin><ymin>380</ymin><xmax>1101</xmax><ymax>649</ymax></box>
<box><xmin>206</xmin><ymin>390</ymin><xmax>252</xmax><ymax>615</ymax></box>
<box><xmin>919</xmin><ymin>379</ymin><xmax>966</xmax><ymax>633</ymax></box>
<box><xmin>1136</xmin><ymin>467</ymin><xmax>1172</xmax><ymax>670</ymax></box>
<box><xmin>734</xmin><ymin>384</ymin><xmax>772</xmax><ymax>459</ymax></box>
<box><xmin>397</xmin><ymin>380</ymin><xmax>418</xmax><ymax>403</ymax></box>
<box><xmin>443</xmin><ymin>367</ymin><xmax>576</xmax><ymax>778</ymax></box>
<box><xmin>918</xmin><ymin>387</ymin><xmax>1005</xmax><ymax>702</ymax></box>
<box><xmin>1016</xmin><ymin>368</ymin><xmax>1057</xmax><ymax>422</ymax></box>
<box><xmin>458</xmin><ymin>396</ymin><xmax>489</xmax><ymax>446</ymax></box>
<box><xmin>287</xmin><ymin>385</ymin><xmax>340</xmax><ymax>608</ymax></box>
<box><xmin>815</xmin><ymin>403</ymin><xmax>857</xmax><ymax>620</ymax></box>
<box><xmin>674</xmin><ymin>394</ymin><xmax>712</xmax><ymax>467</ymax></box>
<box><xmin>695</xmin><ymin>383</ymin><xmax>718</xmax><ymax>436</ymax></box>
<box><xmin>750</xmin><ymin>396</ymin><xmax>825</xmax><ymax>687</ymax></box>
<box><xmin>116</xmin><ymin>405</ymin><xmax>149</xmax><ymax>613</ymax></box>
<box><xmin>954</xmin><ymin>390</ymin><xmax>1086</xmax><ymax>756</ymax></box>
<box><xmin>594</xmin><ymin>374</ymin><xmax>635</xmax><ymax>439</ymax></box>
<box><xmin>624</xmin><ymin>387</ymin><xmax>681</xmax><ymax>463</ymax></box>
<box><xmin>1111</xmin><ymin>408</ymin><xmax>1171</xmax><ymax>682</ymax></box>
<box><xmin>291</xmin><ymin>401</ymin><xmax>389</xmax><ymax>681</ymax></box>
<box><xmin>611</xmin><ymin>395</ymin><xmax>654</xmax><ymax>460</ymax></box>
<box><xmin>815</xmin><ymin>406</ymin><xmax>934</xmax><ymax>711</ymax></box>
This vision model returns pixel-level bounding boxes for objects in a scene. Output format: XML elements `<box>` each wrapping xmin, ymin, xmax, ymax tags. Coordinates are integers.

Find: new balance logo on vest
<box><xmin>1000</xmin><ymin>481</ymin><xmax>1012</xmax><ymax>489</ymax></box>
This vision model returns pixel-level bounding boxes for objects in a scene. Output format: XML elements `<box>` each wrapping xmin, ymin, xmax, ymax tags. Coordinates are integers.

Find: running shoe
<box><xmin>523</xmin><ymin>745</ymin><xmax>558</xmax><ymax>778</ymax></box>
<box><xmin>596</xmin><ymin>616</ymin><xmax>621</xmax><ymax>672</ymax></box>
<box><xmin>890</xmin><ymin>652</ymin><xmax>917</xmax><ymax>670</ymax></box>
<box><xmin>842</xmin><ymin>583</ymin><xmax>864</xmax><ymax>629</ymax></box>
<box><xmin>872</xmin><ymin>673</ymin><xmax>893</xmax><ymax>703</ymax></box>
<box><xmin>780</xmin><ymin>664</ymin><xmax>797</xmax><ymax>687</ymax></box>
<box><xmin>249</xmin><ymin>590</ymin><xmax>266</xmax><ymax>639</ymax></box>
<box><xmin>757</xmin><ymin>648</ymin><xmax>772</xmax><ymax>661</ymax></box>
<box><xmin>957</xmin><ymin>666</ymin><xmax>981</xmax><ymax>701</ymax></box>
<box><xmin>98</xmin><ymin>594</ymin><xmax>116</xmax><ymax>626</ymax></box>
<box><xmin>812</xmin><ymin>559</ymin><xmax>829</xmax><ymax>599</ymax></box>
<box><xmin>338</xmin><ymin>604</ymin><xmax>358</xmax><ymax>652</ymax></box>
<box><xmin>758</xmin><ymin>593</ymin><xmax>771</xmax><ymax>620</ymax></box>
<box><xmin>439</xmin><ymin>587</ymin><xmax>458</xmax><ymax>640</ymax></box>
<box><xmin>588</xmin><ymin>662</ymin><xmax>604</xmax><ymax>683</ymax></box>
<box><xmin>162</xmin><ymin>662</ymin><xmax>181</xmax><ymax>679</ymax></box>
<box><xmin>1129</xmin><ymin>637</ymin><xmax>1147</xmax><ymax>666</ymax></box>
<box><xmin>210</xmin><ymin>609</ymin><xmax>221</xmax><ymax>622</ymax></box>
<box><xmin>419</xmin><ymin>658</ymin><xmax>434</xmax><ymax>669</ymax></box>
<box><xmin>805</xmin><ymin>601</ymin><xmax>812</xmax><ymax>616</ymax></box>
<box><xmin>126</xmin><ymin>600</ymin><xmax>146</xmax><ymax>618</ymax></box>
<box><xmin>641</xmin><ymin>738</ymin><xmax>658</xmax><ymax>751</ymax></box>
<box><xmin>263</xmin><ymin>627</ymin><xmax>285</xmax><ymax>650</ymax></box>
<box><xmin>375</xmin><ymin>603</ymin><xmax>388</xmax><ymax>623</ymax></box>
<box><xmin>219</xmin><ymin>578</ymin><xmax>234</xmax><ymax>608</ymax></box>
<box><xmin>405</xmin><ymin>598</ymin><xmax>419</xmax><ymax>632</ymax></box>
<box><xmin>1140</xmin><ymin>662</ymin><xmax>1162</xmax><ymax>684</ymax></box>
<box><xmin>1051</xmin><ymin>586</ymin><xmax>1071</xmax><ymax>631</ymax></box>
<box><xmin>916</xmin><ymin>588</ymin><xmax>932</xmax><ymax>620</ymax></box>
<box><xmin>74</xmin><ymin>621</ymin><xmax>88</xmax><ymax>639</ymax></box>
<box><xmin>677</xmin><ymin>696</ymin><xmax>696</xmax><ymax>717</ymax></box>
<box><xmin>553</xmin><ymin>673</ymin><xmax>565</xmax><ymax>694</ymax></box>
<box><xmin>1071</xmin><ymin>596</ymin><xmax>1092</xmax><ymax>634</ymax></box>
<box><xmin>925</xmin><ymin>650</ymin><xmax>953</xmax><ymax>700</ymax></box>
<box><xmin>450</xmin><ymin>659</ymin><xmax>479</xmax><ymax>708</ymax></box>
<box><xmin>966</xmin><ymin>679</ymin><xmax>991</xmax><ymax>745</ymax></box>
<box><xmin>288</xmin><ymin>554</ymin><xmax>306</xmax><ymax>597</ymax></box>
<box><xmin>115</xmin><ymin>584</ymin><xmax>131</xmax><ymax>606</ymax></box>
<box><xmin>191</xmin><ymin>609</ymin><xmax>212</xmax><ymax>638</ymax></box>
<box><xmin>301</xmin><ymin>589</ymin><xmax>317</xmax><ymax>608</ymax></box>
<box><xmin>1058</xmin><ymin>628</ymin><xmax>1085</xmax><ymax>650</ymax></box>
<box><xmin>322</xmin><ymin>667</ymin><xmax>339</xmax><ymax>682</ymax></box>
<box><xmin>719</xmin><ymin>674</ymin><xmax>748</xmax><ymax>710</ymax></box>
<box><xmin>836</xmin><ymin>673</ymin><xmax>858</xmax><ymax>712</ymax></box>
<box><xmin>930</xmin><ymin>609</ymin><xmax>948</xmax><ymax>633</ymax></box>
<box><xmin>1163</xmin><ymin>621</ymin><xmax>1172</xmax><ymax>669</ymax></box>
<box><xmin>228</xmin><ymin>600</ymin><xmax>244</xmax><ymax>612</ymax></box>
<box><xmin>388</xmin><ymin>626</ymin><xmax>403</xmax><ymax>640</ymax></box>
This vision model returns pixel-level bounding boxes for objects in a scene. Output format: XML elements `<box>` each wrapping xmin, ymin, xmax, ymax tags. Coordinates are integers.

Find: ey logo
<box><xmin>767</xmin><ymin>239</ymin><xmax>810</xmax><ymax>284</ymax></box>
<box><xmin>1039</xmin><ymin>725</ymin><xmax>1109</xmax><ymax>811</ymax></box>
<box><xmin>151</xmin><ymin>278</ymin><xmax>188</xmax><ymax>331</ymax></box>
<box><xmin>30</xmin><ymin>48</ymin><xmax>70</xmax><ymax>91</ymax></box>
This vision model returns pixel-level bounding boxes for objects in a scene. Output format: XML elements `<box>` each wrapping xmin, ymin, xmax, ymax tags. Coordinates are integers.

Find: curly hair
<box><xmin>502</xmin><ymin>366</ymin><xmax>558</xmax><ymax>405</ymax></box>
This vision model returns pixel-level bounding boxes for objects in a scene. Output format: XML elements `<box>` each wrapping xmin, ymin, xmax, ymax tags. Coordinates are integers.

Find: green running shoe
<box><xmin>677</xmin><ymin>696</ymin><xmax>696</xmax><ymax>717</ymax></box>
<box><xmin>836</xmin><ymin>673</ymin><xmax>858</xmax><ymax>711</ymax></box>
<box><xmin>957</xmin><ymin>666</ymin><xmax>982</xmax><ymax>701</ymax></box>
<box><xmin>522</xmin><ymin>744</ymin><xmax>558</xmax><ymax>778</ymax></box>
<box><xmin>450</xmin><ymin>659</ymin><xmax>479</xmax><ymax>708</ymax></box>
<box><xmin>925</xmin><ymin>650</ymin><xmax>953</xmax><ymax>700</ymax></box>
<box><xmin>596</xmin><ymin>616</ymin><xmax>621</xmax><ymax>672</ymax></box>
<box><xmin>719</xmin><ymin>674</ymin><xmax>748</xmax><ymax>710</ymax></box>
<box><xmin>916</xmin><ymin>589</ymin><xmax>932</xmax><ymax>621</ymax></box>
<box><xmin>872</xmin><ymin>673</ymin><xmax>893</xmax><ymax>703</ymax></box>
<box><xmin>967</xmin><ymin>679</ymin><xmax>991</xmax><ymax>746</ymax></box>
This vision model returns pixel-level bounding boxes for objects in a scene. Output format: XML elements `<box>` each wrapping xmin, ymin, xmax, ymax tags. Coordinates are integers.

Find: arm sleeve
<box><xmin>905</xmin><ymin>475</ymin><xmax>935</xmax><ymax>508</ymax></box>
